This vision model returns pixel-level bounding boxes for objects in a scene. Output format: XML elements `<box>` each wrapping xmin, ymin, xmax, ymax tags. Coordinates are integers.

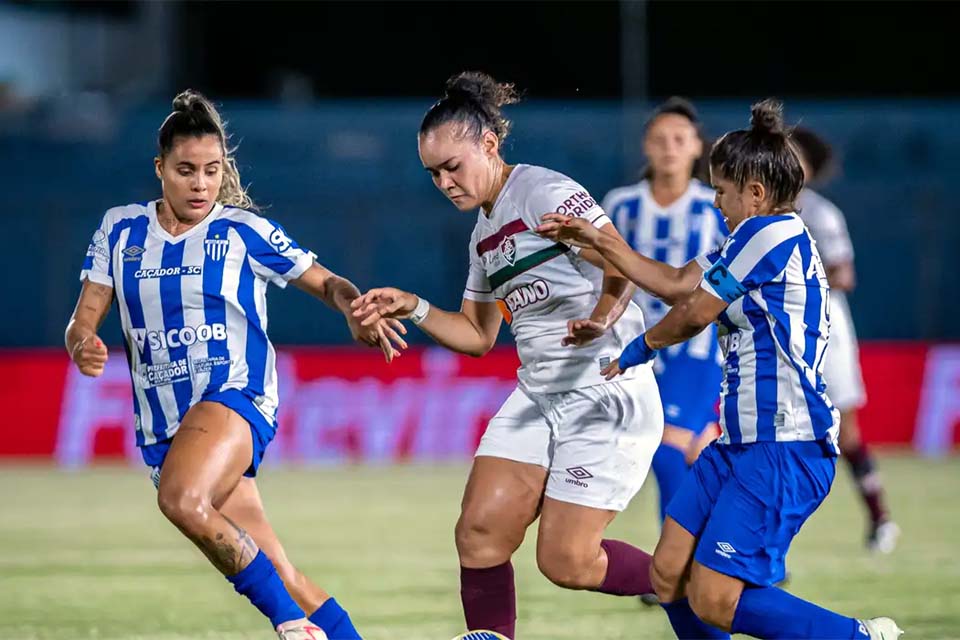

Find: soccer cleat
<box><xmin>861</xmin><ymin>617</ymin><xmax>903</xmax><ymax>639</ymax></box>
<box><xmin>868</xmin><ymin>520</ymin><xmax>901</xmax><ymax>554</ymax></box>
<box><xmin>276</xmin><ymin>618</ymin><xmax>328</xmax><ymax>640</ymax></box>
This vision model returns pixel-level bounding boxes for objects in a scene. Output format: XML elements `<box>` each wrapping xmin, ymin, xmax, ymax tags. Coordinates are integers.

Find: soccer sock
<box><xmin>595</xmin><ymin>539</ymin><xmax>654</xmax><ymax>596</ymax></box>
<box><xmin>652</xmin><ymin>445</ymin><xmax>689</xmax><ymax>522</ymax></box>
<box><xmin>661</xmin><ymin>598</ymin><xmax>730</xmax><ymax>639</ymax></box>
<box><xmin>460</xmin><ymin>562</ymin><xmax>516</xmax><ymax>639</ymax></box>
<box><xmin>309</xmin><ymin>598</ymin><xmax>361</xmax><ymax>639</ymax></box>
<box><xmin>843</xmin><ymin>443</ymin><xmax>889</xmax><ymax>524</ymax></box>
<box><xmin>732</xmin><ymin>585</ymin><xmax>870</xmax><ymax>639</ymax></box>
<box><xmin>226</xmin><ymin>550</ymin><xmax>305</xmax><ymax>628</ymax></box>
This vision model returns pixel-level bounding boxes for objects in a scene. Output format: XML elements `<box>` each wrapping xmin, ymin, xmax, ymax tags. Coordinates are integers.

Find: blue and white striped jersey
<box><xmin>603</xmin><ymin>179</ymin><xmax>727</xmax><ymax>362</ymax></box>
<box><xmin>79</xmin><ymin>201</ymin><xmax>316</xmax><ymax>447</ymax></box>
<box><xmin>697</xmin><ymin>213</ymin><xmax>840</xmax><ymax>451</ymax></box>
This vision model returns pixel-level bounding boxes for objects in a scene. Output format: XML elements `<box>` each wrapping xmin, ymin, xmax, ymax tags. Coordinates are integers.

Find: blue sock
<box><xmin>226</xmin><ymin>550</ymin><xmax>305</xmax><ymax>628</ymax></box>
<box><xmin>732</xmin><ymin>586</ymin><xmax>869</xmax><ymax>639</ymax></box>
<box><xmin>309</xmin><ymin>598</ymin><xmax>361</xmax><ymax>639</ymax></box>
<box><xmin>652</xmin><ymin>445</ymin><xmax>689</xmax><ymax>522</ymax></box>
<box><xmin>662</xmin><ymin>598</ymin><xmax>730</xmax><ymax>639</ymax></box>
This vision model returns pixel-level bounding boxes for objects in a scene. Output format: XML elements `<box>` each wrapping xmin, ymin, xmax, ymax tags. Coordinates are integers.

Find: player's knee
<box><xmin>650</xmin><ymin>550</ymin><xmax>685</xmax><ymax>601</ymax></box>
<box><xmin>536</xmin><ymin>540</ymin><xmax>596</xmax><ymax>590</ymax></box>
<box><xmin>455</xmin><ymin>510</ymin><xmax>519</xmax><ymax>566</ymax></box>
<box><xmin>687</xmin><ymin>578</ymin><xmax>737</xmax><ymax>630</ymax></box>
<box><xmin>156</xmin><ymin>485</ymin><xmax>211</xmax><ymax>535</ymax></box>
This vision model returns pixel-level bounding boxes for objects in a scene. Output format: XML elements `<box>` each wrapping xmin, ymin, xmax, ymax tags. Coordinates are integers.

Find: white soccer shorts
<box><xmin>475</xmin><ymin>366</ymin><xmax>664</xmax><ymax>512</ymax></box>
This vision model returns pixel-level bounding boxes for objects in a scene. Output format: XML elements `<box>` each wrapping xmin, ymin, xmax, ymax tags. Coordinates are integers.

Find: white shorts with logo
<box><xmin>824</xmin><ymin>294</ymin><xmax>867</xmax><ymax>412</ymax></box>
<box><xmin>475</xmin><ymin>366</ymin><xmax>664</xmax><ymax>512</ymax></box>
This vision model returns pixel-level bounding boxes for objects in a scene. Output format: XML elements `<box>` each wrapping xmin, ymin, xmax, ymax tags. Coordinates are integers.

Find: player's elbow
<box><xmin>464</xmin><ymin>339</ymin><xmax>495</xmax><ymax>358</ymax></box>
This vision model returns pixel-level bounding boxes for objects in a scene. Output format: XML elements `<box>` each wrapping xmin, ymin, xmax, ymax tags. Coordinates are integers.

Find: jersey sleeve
<box><xmin>699</xmin><ymin>217</ymin><xmax>802</xmax><ymax>303</ymax></box>
<box><xmin>805</xmin><ymin>200</ymin><xmax>854</xmax><ymax>266</ymax></box>
<box><xmin>235</xmin><ymin>216</ymin><xmax>317</xmax><ymax>288</ymax></box>
<box><xmin>522</xmin><ymin>175</ymin><xmax>611</xmax><ymax>238</ymax></box>
<box><xmin>463</xmin><ymin>230</ymin><xmax>495</xmax><ymax>302</ymax></box>
<box><xmin>79</xmin><ymin>212</ymin><xmax>114</xmax><ymax>287</ymax></box>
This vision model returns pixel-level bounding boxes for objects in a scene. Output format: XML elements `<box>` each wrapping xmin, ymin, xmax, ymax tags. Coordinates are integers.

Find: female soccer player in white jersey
<box><xmin>351</xmin><ymin>72</ymin><xmax>663</xmax><ymax>638</ymax></box>
<box><xmin>539</xmin><ymin>100</ymin><xmax>901</xmax><ymax>640</ymax></box>
<box><xmin>793</xmin><ymin>127</ymin><xmax>899</xmax><ymax>553</ymax></box>
<box><xmin>602</xmin><ymin>97</ymin><xmax>727</xmax><ymax>526</ymax></box>
<box><xmin>65</xmin><ymin>91</ymin><xmax>406</xmax><ymax>640</ymax></box>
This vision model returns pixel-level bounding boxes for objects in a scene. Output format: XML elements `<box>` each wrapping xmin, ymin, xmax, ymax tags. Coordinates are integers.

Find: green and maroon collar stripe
<box><xmin>477</xmin><ymin>219</ymin><xmax>528</xmax><ymax>256</ymax></box>
<box><xmin>488</xmin><ymin>243</ymin><xmax>569</xmax><ymax>289</ymax></box>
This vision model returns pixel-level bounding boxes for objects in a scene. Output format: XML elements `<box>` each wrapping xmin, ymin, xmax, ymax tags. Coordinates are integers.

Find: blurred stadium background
<box><xmin>1</xmin><ymin>1</ymin><xmax>958</xmax><ymax>638</ymax></box>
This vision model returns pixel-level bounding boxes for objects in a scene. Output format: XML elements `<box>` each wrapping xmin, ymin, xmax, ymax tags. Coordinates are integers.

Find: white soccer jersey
<box><xmin>603</xmin><ymin>178</ymin><xmax>727</xmax><ymax>362</ymax></box>
<box><xmin>79</xmin><ymin>201</ymin><xmax>315</xmax><ymax>447</ymax></box>
<box><xmin>797</xmin><ymin>188</ymin><xmax>854</xmax><ymax>267</ymax></box>
<box><xmin>462</xmin><ymin>164</ymin><xmax>646</xmax><ymax>394</ymax></box>
<box><xmin>696</xmin><ymin>213</ymin><xmax>840</xmax><ymax>450</ymax></box>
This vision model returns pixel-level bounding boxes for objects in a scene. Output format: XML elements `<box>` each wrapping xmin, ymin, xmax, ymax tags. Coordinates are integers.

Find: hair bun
<box><xmin>172</xmin><ymin>89</ymin><xmax>209</xmax><ymax>114</ymax></box>
<box><xmin>444</xmin><ymin>71</ymin><xmax>519</xmax><ymax>109</ymax></box>
<box><xmin>750</xmin><ymin>98</ymin><xmax>786</xmax><ymax>136</ymax></box>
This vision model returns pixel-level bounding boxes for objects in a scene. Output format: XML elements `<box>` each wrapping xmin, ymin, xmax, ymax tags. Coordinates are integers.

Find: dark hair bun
<box><xmin>750</xmin><ymin>98</ymin><xmax>786</xmax><ymax>136</ymax></box>
<box><xmin>172</xmin><ymin>89</ymin><xmax>214</xmax><ymax>115</ymax></box>
<box><xmin>445</xmin><ymin>72</ymin><xmax>520</xmax><ymax>109</ymax></box>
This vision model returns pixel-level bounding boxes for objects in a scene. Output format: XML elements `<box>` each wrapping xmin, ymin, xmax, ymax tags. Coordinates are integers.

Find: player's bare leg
<box><xmin>156</xmin><ymin>401</ymin><xmax>311</xmax><ymax>633</ymax></box>
<box><xmin>456</xmin><ymin>455</ymin><xmax>546</xmax><ymax>638</ymax></box>
<box><xmin>536</xmin><ymin>497</ymin><xmax>654</xmax><ymax>597</ymax></box>
<box><xmin>838</xmin><ymin>409</ymin><xmax>899</xmax><ymax>553</ymax></box>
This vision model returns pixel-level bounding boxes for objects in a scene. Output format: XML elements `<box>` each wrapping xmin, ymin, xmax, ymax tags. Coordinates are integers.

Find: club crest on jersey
<box><xmin>499</xmin><ymin>236</ymin><xmax>517</xmax><ymax>266</ymax></box>
<box><xmin>204</xmin><ymin>234</ymin><xmax>229</xmax><ymax>261</ymax></box>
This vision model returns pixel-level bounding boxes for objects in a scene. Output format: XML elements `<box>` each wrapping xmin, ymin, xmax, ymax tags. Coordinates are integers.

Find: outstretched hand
<box><xmin>562</xmin><ymin>318</ymin><xmax>608</xmax><ymax>347</ymax></box>
<box><xmin>536</xmin><ymin>213</ymin><xmax>602</xmax><ymax>249</ymax></box>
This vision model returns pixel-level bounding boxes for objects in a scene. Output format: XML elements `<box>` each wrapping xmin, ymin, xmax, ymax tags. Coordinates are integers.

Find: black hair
<box><xmin>157</xmin><ymin>89</ymin><xmax>253</xmax><ymax>209</ymax></box>
<box><xmin>791</xmin><ymin>126</ymin><xmax>836</xmax><ymax>184</ymax></box>
<box><xmin>419</xmin><ymin>71</ymin><xmax>521</xmax><ymax>143</ymax></box>
<box><xmin>709</xmin><ymin>99</ymin><xmax>804</xmax><ymax>209</ymax></box>
<box><xmin>642</xmin><ymin>96</ymin><xmax>709</xmax><ymax>181</ymax></box>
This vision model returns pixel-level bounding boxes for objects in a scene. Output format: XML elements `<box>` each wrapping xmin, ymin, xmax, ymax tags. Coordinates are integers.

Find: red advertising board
<box><xmin>1</xmin><ymin>344</ymin><xmax>957</xmax><ymax>465</ymax></box>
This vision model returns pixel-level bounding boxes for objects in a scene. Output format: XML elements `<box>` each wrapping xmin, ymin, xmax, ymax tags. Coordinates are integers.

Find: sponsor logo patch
<box><xmin>134</xmin><ymin>265</ymin><xmax>202</xmax><ymax>279</ymax></box>
<box><xmin>131</xmin><ymin>322</ymin><xmax>227</xmax><ymax>353</ymax></box>
<box><xmin>564</xmin><ymin>466</ymin><xmax>593</xmax><ymax>488</ymax></box>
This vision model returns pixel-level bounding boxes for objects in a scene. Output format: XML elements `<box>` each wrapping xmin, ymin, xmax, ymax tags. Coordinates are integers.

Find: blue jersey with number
<box><xmin>79</xmin><ymin>201</ymin><xmax>315</xmax><ymax>447</ymax></box>
<box><xmin>697</xmin><ymin>213</ymin><xmax>839</xmax><ymax>451</ymax></box>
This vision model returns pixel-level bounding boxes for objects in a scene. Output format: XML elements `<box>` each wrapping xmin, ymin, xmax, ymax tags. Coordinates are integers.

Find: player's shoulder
<box><xmin>102</xmin><ymin>201</ymin><xmax>151</xmax><ymax>226</ymax></box>
<box><xmin>798</xmin><ymin>188</ymin><xmax>844</xmax><ymax>226</ymax></box>
<box><xmin>507</xmin><ymin>164</ymin><xmax>597</xmax><ymax>217</ymax></box>
<box><xmin>220</xmin><ymin>205</ymin><xmax>266</xmax><ymax>225</ymax></box>
<box><xmin>733</xmin><ymin>212</ymin><xmax>805</xmax><ymax>241</ymax></box>
<box><xmin>510</xmin><ymin>164</ymin><xmax>584</xmax><ymax>196</ymax></box>
<box><xmin>601</xmin><ymin>180</ymin><xmax>645</xmax><ymax>208</ymax></box>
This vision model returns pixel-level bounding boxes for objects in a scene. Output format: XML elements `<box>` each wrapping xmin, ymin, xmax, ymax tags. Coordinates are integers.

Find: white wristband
<box><xmin>410</xmin><ymin>296</ymin><xmax>430</xmax><ymax>325</ymax></box>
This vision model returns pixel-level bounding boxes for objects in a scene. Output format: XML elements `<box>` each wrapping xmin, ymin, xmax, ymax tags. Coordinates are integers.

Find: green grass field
<box><xmin>2</xmin><ymin>455</ymin><xmax>958</xmax><ymax>639</ymax></box>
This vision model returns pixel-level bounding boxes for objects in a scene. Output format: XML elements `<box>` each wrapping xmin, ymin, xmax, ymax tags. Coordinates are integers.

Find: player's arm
<box><xmin>65</xmin><ymin>280</ymin><xmax>114</xmax><ymax>377</ymax></box>
<box><xmin>351</xmin><ymin>289</ymin><xmax>502</xmax><ymax>358</ymax></box>
<box><xmin>563</xmin><ymin>223</ymin><xmax>636</xmax><ymax>346</ymax></box>
<box><xmin>537</xmin><ymin>213</ymin><xmax>703</xmax><ymax>304</ymax></box>
<box><xmin>292</xmin><ymin>264</ymin><xmax>407</xmax><ymax>362</ymax></box>
<box><xmin>826</xmin><ymin>261</ymin><xmax>856</xmax><ymax>292</ymax></box>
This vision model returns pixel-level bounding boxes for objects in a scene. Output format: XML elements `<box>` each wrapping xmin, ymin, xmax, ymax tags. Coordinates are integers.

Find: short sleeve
<box><xmin>699</xmin><ymin>217</ymin><xmax>802</xmax><ymax>303</ymax></box>
<box><xmin>522</xmin><ymin>176</ymin><xmax>611</xmax><ymax>237</ymax></box>
<box><xmin>233</xmin><ymin>216</ymin><xmax>317</xmax><ymax>288</ymax></box>
<box><xmin>805</xmin><ymin>201</ymin><xmax>854</xmax><ymax>266</ymax></box>
<box><xmin>463</xmin><ymin>232</ymin><xmax>495</xmax><ymax>302</ymax></box>
<box><xmin>79</xmin><ymin>213</ymin><xmax>114</xmax><ymax>287</ymax></box>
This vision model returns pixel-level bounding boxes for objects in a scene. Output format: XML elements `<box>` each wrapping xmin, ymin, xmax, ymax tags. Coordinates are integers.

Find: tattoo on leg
<box><xmin>198</xmin><ymin>515</ymin><xmax>260</xmax><ymax>575</ymax></box>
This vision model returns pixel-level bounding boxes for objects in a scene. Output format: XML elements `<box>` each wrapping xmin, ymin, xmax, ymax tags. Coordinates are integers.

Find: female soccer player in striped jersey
<box><xmin>65</xmin><ymin>91</ymin><xmax>406</xmax><ymax>639</ymax></box>
<box><xmin>602</xmin><ymin>97</ymin><xmax>727</xmax><ymax>526</ymax></box>
<box><xmin>539</xmin><ymin>100</ymin><xmax>901</xmax><ymax>640</ymax></box>
<box><xmin>352</xmin><ymin>72</ymin><xmax>663</xmax><ymax>638</ymax></box>
<box><xmin>793</xmin><ymin>127</ymin><xmax>899</xmax><ymax>553</ymax></box>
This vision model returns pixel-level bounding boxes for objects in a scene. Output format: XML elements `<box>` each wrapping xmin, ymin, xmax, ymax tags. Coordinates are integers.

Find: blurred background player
<box><xmin>65</xmin><ymin>91</ymin><xmax>406</xmax><ymax>639</ymax></box>
<box><xmin>601</xmin><ymin>97</ymin><xmax>727</xmax><ymax>528</ymax></box>
<box><xmin>538</xmin><ymin>99</ymin><xmax>902</xmax><ymax>640</ymax></box>
<box><xmin>352</xmin><ymin>72</ymin><xmax>663</xmax><ymax>638</ymax></box>
<box><xmin>792</xmin><ymin>127</ymin><xmax>899</xmax><ymax>553</ymax></box>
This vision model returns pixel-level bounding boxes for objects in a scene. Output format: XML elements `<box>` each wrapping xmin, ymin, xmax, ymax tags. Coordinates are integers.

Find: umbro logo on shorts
<box><xmin>565</xmin><ymin>466</ymin><xmax>593</xmax><ymax>488</ymax></box>
<box><xmin>716</xmin><ymin>541</ymin><xmax>737</xmax><ymax>558</ymax></box>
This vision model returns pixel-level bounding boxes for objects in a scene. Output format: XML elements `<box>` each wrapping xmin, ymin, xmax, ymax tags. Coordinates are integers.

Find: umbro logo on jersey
<box><xmin>564</xmin><ymin>466</ymin><xmax>592</xmax><ymax>488</ymax></box>
<box><xmin>204</xmin><ymin>235</ymin><xmax>230</xmax><ymax>261</ymax></box>
<box><xmin>715</xmin><ymin>541</ymin><xmax>737</xmax><ymax>558</ymax></box>
<box><xmin>122</xmin><ymin>245</ymin><xmax>145</xmax><ymax>262</ymax></box>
